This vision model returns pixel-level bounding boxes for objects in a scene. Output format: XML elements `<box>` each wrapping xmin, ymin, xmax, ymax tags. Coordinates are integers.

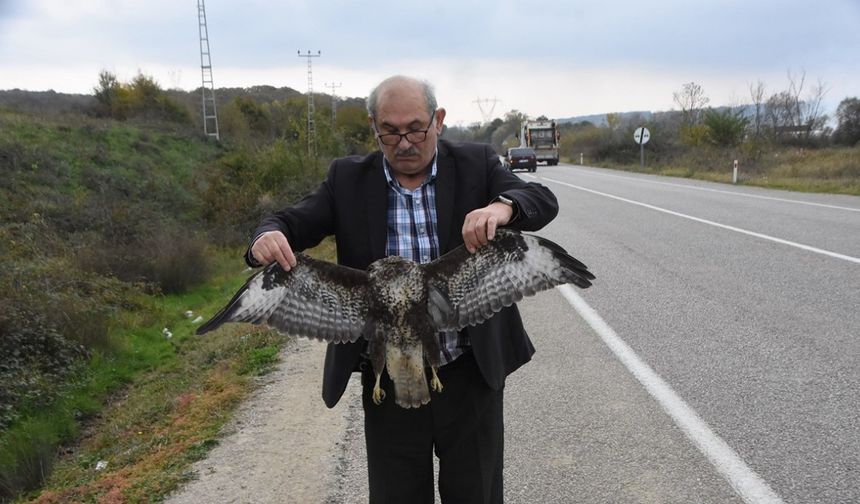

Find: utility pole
<box><xmin>297</xmin><ymin>50</ymin><xmax>321</xmax><ymax>156</ymax></box>
<box><xmin>325</xmin><ymin>82</ymin><xmax>342</xmax><ymax>125</ymax></box>
<box><xmin>473</xmin><ymin>97</ymin><xmax>501</xmax><ymax>123</ymax></box>
<box><xmin>197</xmin><ymin>0</ymin><xmax>219</xmax><ymax>140</ymax></box>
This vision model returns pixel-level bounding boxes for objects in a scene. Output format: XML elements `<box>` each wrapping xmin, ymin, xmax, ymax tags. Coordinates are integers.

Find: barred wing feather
<box><xmin>423</xmin><ymin>230</ymin><xmax>594</xmax><ymax>331</ymax></box>
<box><xmin>196</xmin><ymin>253</ymin><xmax>371</xmax><ymax>344</ymax></box>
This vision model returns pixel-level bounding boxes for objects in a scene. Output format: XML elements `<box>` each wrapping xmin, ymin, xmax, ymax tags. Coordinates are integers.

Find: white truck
<box><xmin>519</xmin><ymin>118</ymin><xmax>560</xmax><ymax>165</ymax></box>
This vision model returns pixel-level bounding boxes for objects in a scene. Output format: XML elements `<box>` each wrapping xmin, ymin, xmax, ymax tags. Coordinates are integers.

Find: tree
<box><xmin>673</xmin><ymin>82</ymin><xmax>710</xmax><ymax>126</ymax></box>
<box><xmin>748</xmin><ymin>80</ymin><xmax>766</xmax><ymax>140</ymax></box>
<box><xmin>90</xmin><ymin>70</ymin><xmax>190</xmax><ymax>123</ymax></box>
<box><xmin>93</xmin><ymin>70</ymin><xmax>120</xmax><ymax>117</ymax></box>
<box><xmin>765</xmin><ymin>70</ymin><xmax>828</xmax><ymax>142</ymax></box>
<box><xmin>833</xmin><ymin>97</ymin><xmax>860</xmax><ymax>146</ymax></box>
<box><xmin>335</xmin><ymin>105</ymin><xmax>376</xmax><ymax>155</ymax></box>
<box><xmin>605</xmin><ymin>113</ymin><xmax>621</xmax><ymax>131</ymax></box>
<box><xmin>704</xmin><ymin>108</ymin><xmax>749</xmax><ymax>147</ymax></box>
<box><xmin>233</xmin><ymin>96</ymin><xmax>272</xmax><ymax>136</ymax></box>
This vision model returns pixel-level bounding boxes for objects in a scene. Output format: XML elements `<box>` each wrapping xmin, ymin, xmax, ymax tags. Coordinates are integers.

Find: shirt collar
<box><xmin>382</xmin><ymin>148</ymin><xmax>438</xmax><ymax>190</ymax></box>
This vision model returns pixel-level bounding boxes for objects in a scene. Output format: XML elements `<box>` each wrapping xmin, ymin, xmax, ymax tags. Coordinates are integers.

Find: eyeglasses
<box><xmin>373</xmin><ymin>110</ymin><xmax>436</xmax><ymax>146</ymax></box>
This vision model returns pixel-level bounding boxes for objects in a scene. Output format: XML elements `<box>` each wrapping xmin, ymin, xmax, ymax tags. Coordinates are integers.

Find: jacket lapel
<box><xmin>435</xmin><ymin>142</ymin><xmax>456</xmax><ymax>253</ymax></box>
<box><xmin>366</xmin><ymin>152</ymin><xmax>389</xmax><ymax>260</ymax></box>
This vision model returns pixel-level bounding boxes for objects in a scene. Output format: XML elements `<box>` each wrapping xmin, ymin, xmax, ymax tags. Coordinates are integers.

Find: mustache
<box><xmin>395</xmin><ymin>147</ymin><xmax>419</xmax><ymax>157</ymax></box>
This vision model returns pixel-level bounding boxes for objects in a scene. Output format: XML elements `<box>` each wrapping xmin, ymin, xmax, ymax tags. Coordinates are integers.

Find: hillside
<box><xmin>0</xmin><ymin>86</ymin><xmax>366</xmax><ymax>124</ymax></box>
<box><xmin>0</xmin><ymin>101</ymin><xmax>337</xmax><ymax>502</ymax></box>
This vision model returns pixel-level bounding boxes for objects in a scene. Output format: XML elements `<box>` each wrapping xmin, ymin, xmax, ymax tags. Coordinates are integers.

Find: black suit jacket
<box><xmin>247</xmin><ymin>139</ymin><xmax>559</xmax><ymax>407</ymax></box>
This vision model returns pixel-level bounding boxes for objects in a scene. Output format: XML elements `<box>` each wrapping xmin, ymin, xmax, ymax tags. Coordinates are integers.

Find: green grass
<box><xmin>3</xmin><ymin>250</ymin><xmax>280</xmax><ymax>503</ymax></box>
<box><xmin>4</xmin><ymin>240</ymin><xmax>337</xmax><ymax>503</ymax></box>
<box><xmin>0</xmin><ymin>103</ymin><xmax>336</xmax><ymax>502</ymax></box>
<box><xmin>0</xmin><ymin>110</ymin><xmax>220</xmax><ymax>221</ymax></box>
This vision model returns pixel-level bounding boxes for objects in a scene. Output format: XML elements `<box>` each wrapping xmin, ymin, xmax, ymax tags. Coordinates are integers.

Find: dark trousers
<box><xmin>361</xmin><ymin>351</ymin><xmax>504</xmax><ymax>504</ymax></box>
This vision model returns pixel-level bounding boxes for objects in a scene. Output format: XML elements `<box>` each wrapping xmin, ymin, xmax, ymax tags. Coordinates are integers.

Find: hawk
<box><xmin>197</xmin><ymin>229</ymin><xmax>594</xmax><ymax>408</ymax></box>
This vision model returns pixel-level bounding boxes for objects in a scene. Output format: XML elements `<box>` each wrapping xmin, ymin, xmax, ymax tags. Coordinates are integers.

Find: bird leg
<box><xmin>372</xmin><ymin>373</ymin><xmax>386</xmax><ymax>405</ymax></box>
<box><xmin>430</xmin><ymin>367</ymin><xmax>443</xmax><ymax>393</ymax></box>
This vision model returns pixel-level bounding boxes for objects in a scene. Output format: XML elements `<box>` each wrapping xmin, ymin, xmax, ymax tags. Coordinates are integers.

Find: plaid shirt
<box><xmin>383</xmin><ymin>152</ymin><xmax>470</xmax><ymax>366</ymax></box>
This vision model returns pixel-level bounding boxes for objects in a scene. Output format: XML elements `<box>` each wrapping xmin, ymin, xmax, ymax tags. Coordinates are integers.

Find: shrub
<box><xmin>74</xmin><ymin>224</ymin><xmax>211</xmax><ymax>295</ymax></box>
<box><xmin>0</xmin><ymin>307</ymin><xmax>89</xmax><ymax>432</ymax></box>
<box><xmin>0</xmin><ymin>416</ymin><xmax>69</xmax><ymax>501</ymax></box>
<box><xmin>199</xmin><ymin>141</ymin><xmax>325</xmax><ymax>246</ymax></box>
<box><xmin>704</xmin><ymin>108</ymin><xmax>749</xmax><ymax>147</ymax></box>
<box><xmin>91</xmin><ymin>71</ymin><xmax>192</xmax><ymax>124</ymax></box>
<box><xmin>679</xmin><ymin>124</ymin><xmax>710</xmax><ymax>146</ymax></box>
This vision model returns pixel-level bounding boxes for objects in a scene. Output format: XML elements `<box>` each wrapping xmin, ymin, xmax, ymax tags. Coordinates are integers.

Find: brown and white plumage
<box><xmin>197</xmin><ymin>229</ymin><xmax>594</xmax><ymax>408</ymax></box>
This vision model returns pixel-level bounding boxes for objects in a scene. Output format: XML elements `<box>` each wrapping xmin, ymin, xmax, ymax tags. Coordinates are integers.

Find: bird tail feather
<box><xmin>385</xmin><ymin>346</ymin><xmax>431</xmax><ymax>408</ymax></box>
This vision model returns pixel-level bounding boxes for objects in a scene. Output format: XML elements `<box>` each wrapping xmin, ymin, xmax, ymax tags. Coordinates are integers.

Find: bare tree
<box><xmin>803</xmin><ymin>77</ymin><xmax>828</xmax><ymax>134</ymax></box>
<box><xmin>748</xmin><ymin>80</ymin><xmax>766</xmax><ymax>139</ymax></box>
<box><xmin>765</xmin><ymin>70</ymin><xmax>828</xmax><ymax>141</ymax></box>
<box><xmin>673</xmin><ymin>82</ymin><xmax>710</xmax><ymax>126</ymax></box>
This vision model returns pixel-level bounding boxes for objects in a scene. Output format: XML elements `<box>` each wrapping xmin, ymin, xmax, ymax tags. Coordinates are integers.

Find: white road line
<box><xmin>558</xmin><ymin>285</ymin><xmax>786</xmax><ymax>504</ymax></box>
<box><xmin>562</xmin><ymin>168</ymin><xmax>860</xmax><ymax>212</ymax></box>
<box><xmin>541</xmin><ymin>176</ymin><xmax>860</xmax><ymax>265</ymax></box>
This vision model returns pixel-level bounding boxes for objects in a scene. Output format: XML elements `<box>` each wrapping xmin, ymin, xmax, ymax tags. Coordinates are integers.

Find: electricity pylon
<box><xmin>325</xmin><ymin>82</ymin><xmax>342</xmax><ymax>124</ymax></box>
<box><xmin>298</xmin><ymin>50</ymin><xmax>321</xmax><ymax>155</ymax></box>
<box><xmin>473</xmin><ymin>97</ymin><xmax>501</xmax><ymax>123</ymax></box>
<box><xmin>197</xmin><ymin>0</ymin><xmax>219</xmax><ymax>140</ymax></box>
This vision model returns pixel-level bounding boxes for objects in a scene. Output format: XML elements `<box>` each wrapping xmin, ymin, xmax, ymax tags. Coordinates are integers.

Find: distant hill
<box><xmin>0</xmin><ymin>89</ymin><xmax>95</xmax><ymax>115</ymax></box>
<box><xmin>556</xmin><ymin>110</ymin><xmax>654</xmax><ymax>127</ymax></box>
<box><xmin>0</xmin><ymin>86</ymin><xmax>366</xmax><ymax>118</ymax></box>
<box><xmin>557</xmin><ymin>105</ymin><xmax>759</xmax><ymax>127</ymax></box>
<box><xmin>170</xmin><ymin>85</ymin><xmax>367</xmax><ymax>114</ymax></box>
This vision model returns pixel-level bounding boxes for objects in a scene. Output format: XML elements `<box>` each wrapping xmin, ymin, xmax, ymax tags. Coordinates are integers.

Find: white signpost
<box><xmin>634</xmin><ymin>126</ymin><xmax>650</xmax><ymax>167</ymax></box>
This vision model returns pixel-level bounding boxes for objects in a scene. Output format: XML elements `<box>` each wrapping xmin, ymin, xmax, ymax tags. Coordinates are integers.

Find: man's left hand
<box><xmin>462</xmin><ymin>202</ymin><xmax>514</xmax><ymax>253</ymax></box>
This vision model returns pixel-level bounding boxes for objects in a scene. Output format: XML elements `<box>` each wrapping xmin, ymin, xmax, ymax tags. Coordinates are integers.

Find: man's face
<box><xmin>370</xmin><ymin>83</ymin><xmax>445</xmax><ymax>179</ymax></box>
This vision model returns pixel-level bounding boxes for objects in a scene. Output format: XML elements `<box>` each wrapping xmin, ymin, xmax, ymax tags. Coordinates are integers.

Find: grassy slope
<box><xmin>0</xmin><ymin>111</ymin><xmax>217</xmax><ymax>218</ymax></box>
<box><xmin>19</xmin><ymin>253</ymin><xmax>287</xmax><ymax>503</ymax></box>
<box><xmin>0</xmin><ymin>109</ymin><xmax>341</xmax><ymax>503</ymax></box>
<box><xmin>24</xmin><ymin>239</ymin><xmax>334</xmax><ymax>503</ymax></box>
<box><xmin>0</xmin><ymin>110</ymin><xmax>278</xmax><ymax>502</ymax></box>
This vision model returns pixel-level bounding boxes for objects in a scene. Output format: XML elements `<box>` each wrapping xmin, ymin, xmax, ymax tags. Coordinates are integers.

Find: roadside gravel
<box><xmin>164</xmin><ymin>338</ymin><xmax>365</xmax><ymax>504</ymax></box>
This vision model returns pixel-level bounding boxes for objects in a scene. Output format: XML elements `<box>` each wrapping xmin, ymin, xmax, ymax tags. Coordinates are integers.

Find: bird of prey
<box><xmin>197</xmin><ymin>229</ymin><xmax>594</xmax><ymax>408</ymax></box>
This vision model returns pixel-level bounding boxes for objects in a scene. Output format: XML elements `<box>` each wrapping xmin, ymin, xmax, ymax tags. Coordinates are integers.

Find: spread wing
<box><xmin>196</xmin><ymin>253</ymin><xmax>371</xmax><ymax>344</ymax></box>
<box><xmin>422</xmin><ymin>229</ymin><xmax>594</xmax><ymax>331</ymax></box>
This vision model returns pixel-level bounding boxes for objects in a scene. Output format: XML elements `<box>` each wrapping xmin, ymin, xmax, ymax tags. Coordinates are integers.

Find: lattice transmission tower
<box><xmin>473</xmin><ymin>97</ymin><xmax>502</xmax><ymax>123</ymax></box>
<box><xmin>298</xmin><ymin>50</ymin><xmax>321</xmax><ymax>155</ymax></box>
<box><xmin>197</xmin><ymin>0</ymin><xmax>219</xmax><ymax>140</ymax></box>
<box><xmin>325</xmin><ymin>82</ymin><xmax>342</xmax><ymax>124</ymax></box>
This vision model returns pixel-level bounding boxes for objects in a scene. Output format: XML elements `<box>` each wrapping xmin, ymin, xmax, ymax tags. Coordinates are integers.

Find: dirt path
<box><xmin>164</xmin><ymin>338</ymin><xmax>365</xmax><ymax>504</ymax></box>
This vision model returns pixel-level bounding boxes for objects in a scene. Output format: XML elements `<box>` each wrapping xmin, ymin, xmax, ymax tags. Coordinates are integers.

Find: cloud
<box><xmin>1</xmin><ymin>0</ymin><xmax>858</xmax><ymax>124</ymax></box>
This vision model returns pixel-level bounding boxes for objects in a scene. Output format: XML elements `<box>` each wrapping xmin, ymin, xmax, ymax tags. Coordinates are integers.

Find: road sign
<box><xmin>634</xmin><ymin>127</ymin><xmax>651</xmax><ymax>145</ymax></box>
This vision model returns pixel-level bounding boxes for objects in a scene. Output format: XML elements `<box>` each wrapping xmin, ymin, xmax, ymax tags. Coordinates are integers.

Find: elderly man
<box><xmin>247</xmin><ymin>75</ymin><xmax>559</xmax><ymax>503</ymax></box>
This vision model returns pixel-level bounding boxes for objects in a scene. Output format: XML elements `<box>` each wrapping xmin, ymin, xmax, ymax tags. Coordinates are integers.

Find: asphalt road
<box><xmin>325</xmin><ymin>163</ymin><xmax>859</xmax><ymax>503</ymax></box>
<box><xmin>501</xmin><ymin>164</ymin><xmax>859</xmax><ymax>503</ymax></box>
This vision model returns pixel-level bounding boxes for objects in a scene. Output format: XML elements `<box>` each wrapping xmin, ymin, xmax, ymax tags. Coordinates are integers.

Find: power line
<box><xmin>297</xmin><ymin>50</ymin><xmax>321</xmax><ymax>155</ymax></box>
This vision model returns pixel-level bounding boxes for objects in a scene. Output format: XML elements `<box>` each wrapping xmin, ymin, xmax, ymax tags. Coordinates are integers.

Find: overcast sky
<box><xmin>1</xmin><ymin>0</ymin><xmax>858</xmax><ymax>125</ymax></box>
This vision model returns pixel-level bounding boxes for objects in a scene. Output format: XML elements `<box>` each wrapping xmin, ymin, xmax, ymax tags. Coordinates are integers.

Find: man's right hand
<box><xmin>251</xmin><ymin>231</ymin><xmax>297</xmax><ymax>272</ymax></box>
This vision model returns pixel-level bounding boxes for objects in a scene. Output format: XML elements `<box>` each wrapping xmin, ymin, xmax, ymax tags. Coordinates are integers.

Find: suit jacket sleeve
<box><xmin>482</xmin><ymin>144</ymin><xmax>559</xmax><ymax>232</ymax></box>
<box><xmin>243</xmin><ymin>162</ymin><xmax>339</xmax><ymax>267</ymax></box>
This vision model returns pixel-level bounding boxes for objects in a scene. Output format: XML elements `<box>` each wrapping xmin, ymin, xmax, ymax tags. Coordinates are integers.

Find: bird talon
<box><xmin>372</xmin><ymin>374</ymin><xmax>386</xmax><ymax>405</ymax></box>
<box><xmin>430</xmin><ymin>367</ymin><xmax>443</xmax><ymax>393</ymax></box>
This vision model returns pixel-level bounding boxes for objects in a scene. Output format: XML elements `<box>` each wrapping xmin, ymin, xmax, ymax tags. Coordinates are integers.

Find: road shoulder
<box><xmin>164</xmin><ymin>338</ymin><xmax>359</xmax><ymax>504</ymax></box>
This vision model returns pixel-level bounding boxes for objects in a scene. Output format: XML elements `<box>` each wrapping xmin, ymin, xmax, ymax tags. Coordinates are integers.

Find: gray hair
<box><xmin>366</xmin><ymin>75</ymin><xmax>437</xmax><ymax>118</ymax></box>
